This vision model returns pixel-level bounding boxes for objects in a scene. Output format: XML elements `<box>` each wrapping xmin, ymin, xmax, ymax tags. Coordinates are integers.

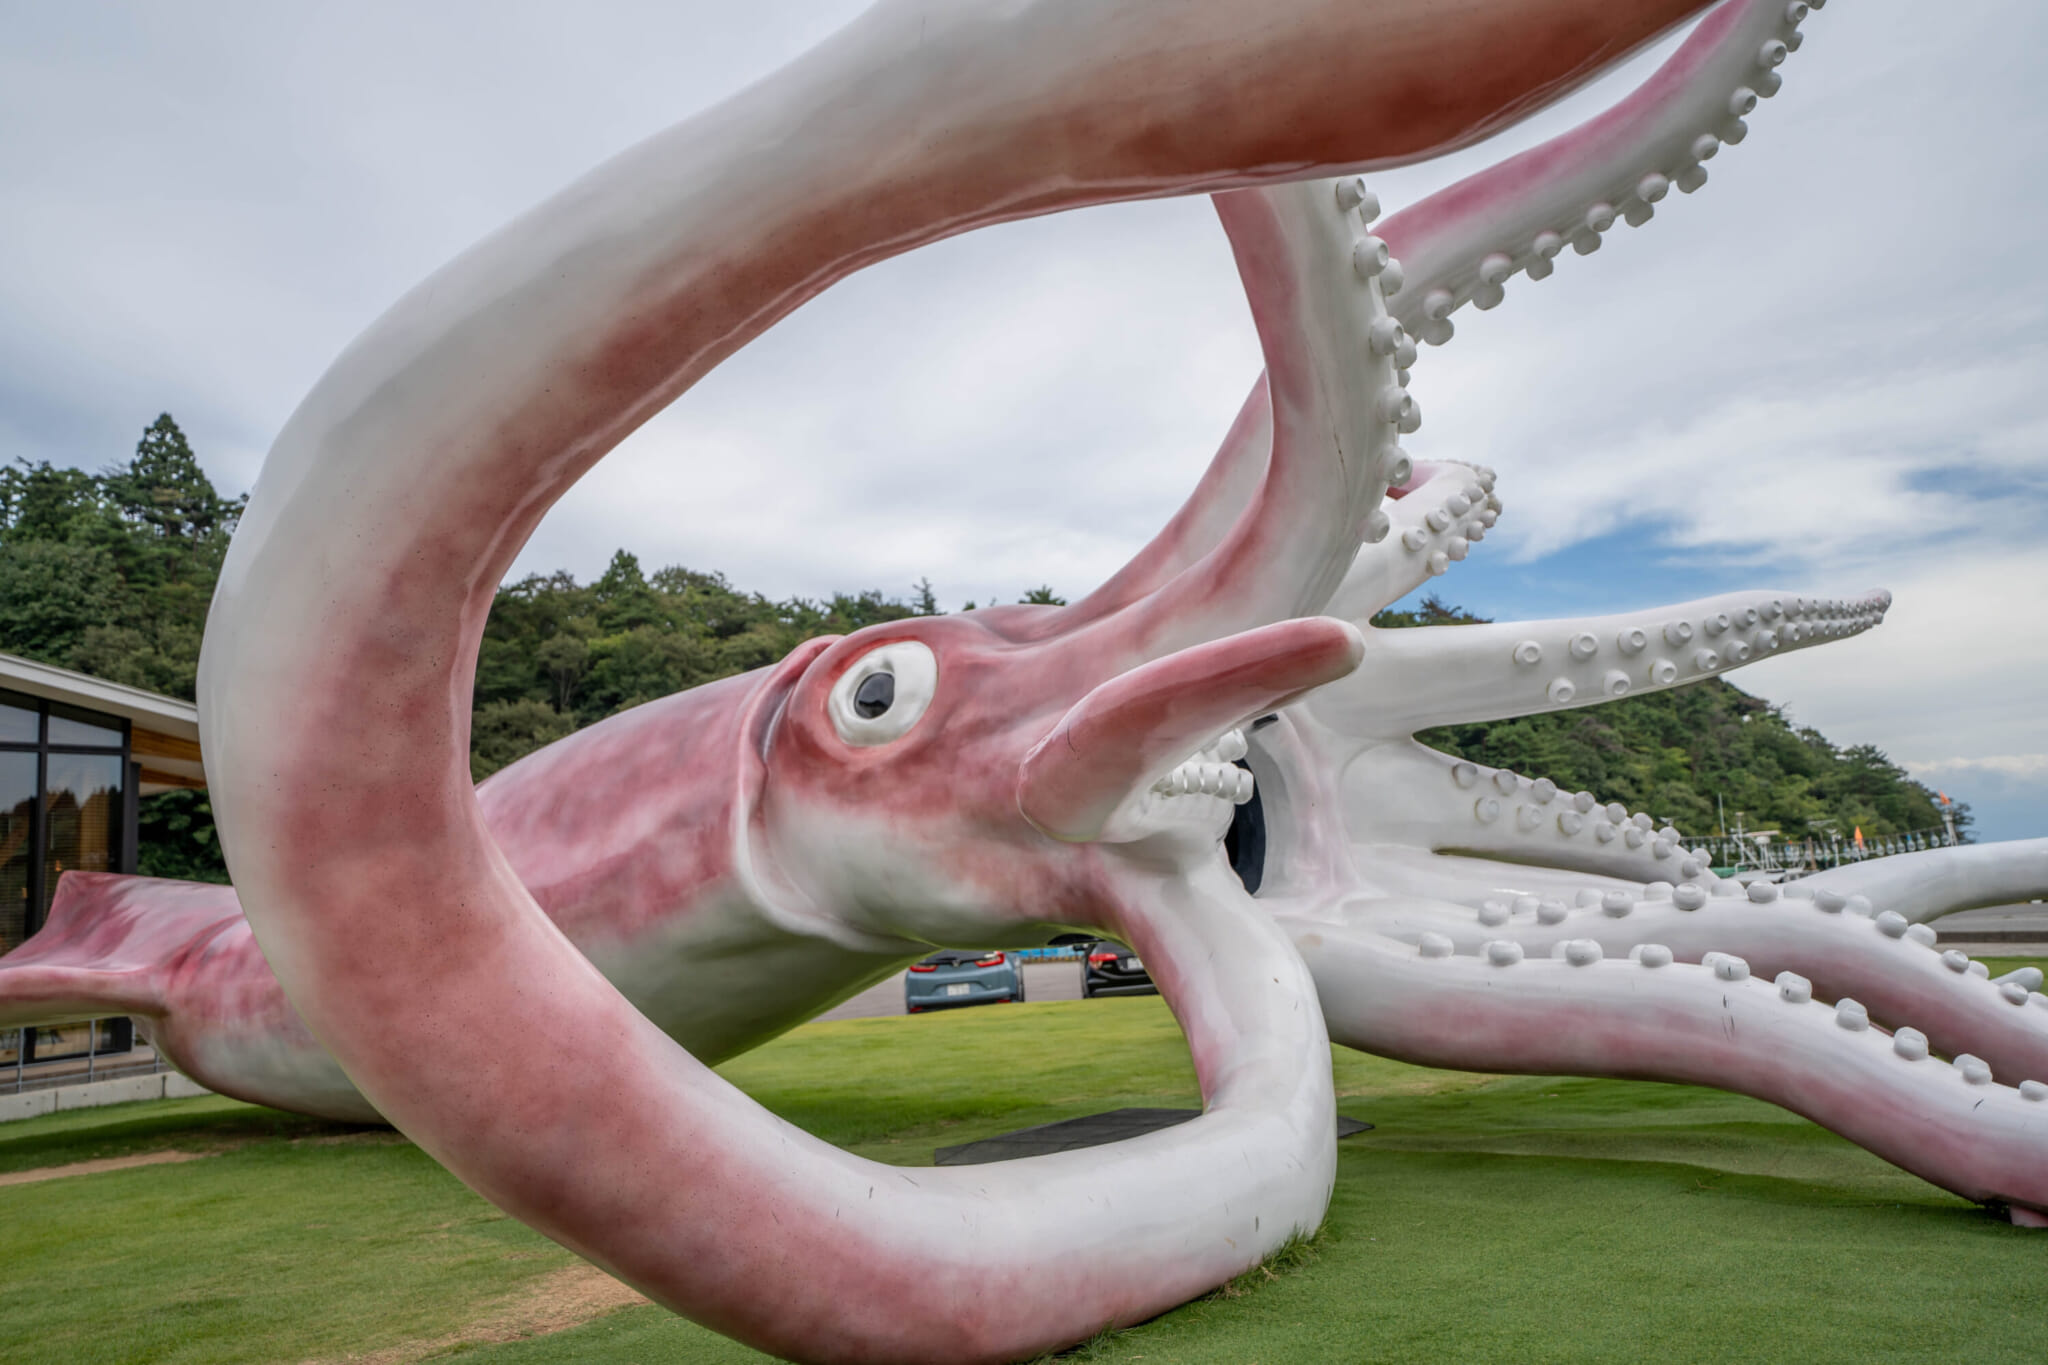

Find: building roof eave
<box><xmin>0</xmin><ymin>652</ymin><xmax>203</xmax><ymax>748</ymax></box>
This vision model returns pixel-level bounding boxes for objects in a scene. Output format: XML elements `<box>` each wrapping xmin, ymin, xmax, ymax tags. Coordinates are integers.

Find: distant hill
<box><xmin>1374</xmin><ymin>596</ymin><xmax>1967</xmax><ymax>846</ymax></box>
<box><xmin>0</xmin><ymin>418</ymin><xmax>1964</xmax><ymax>884</ymax></box>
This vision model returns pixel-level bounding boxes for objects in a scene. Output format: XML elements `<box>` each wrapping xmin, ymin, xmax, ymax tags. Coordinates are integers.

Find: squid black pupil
<box><xmin>854</xmin><ymin>671</ymin><xmax>895</xmax><ymax>719</ymax></box>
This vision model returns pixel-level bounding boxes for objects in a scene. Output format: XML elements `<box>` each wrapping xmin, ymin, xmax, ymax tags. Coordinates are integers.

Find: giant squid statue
<box><xmin>6</xmin><ymin>1</ymin><xmax>2048</xmax><ymax>1360</ymax></box>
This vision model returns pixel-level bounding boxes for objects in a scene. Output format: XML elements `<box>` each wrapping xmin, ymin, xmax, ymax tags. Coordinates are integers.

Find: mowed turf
<box><xmin>0</xmin><ymin>957</ymin><xmax>2040</xmax><ymax>1364</ymax></box>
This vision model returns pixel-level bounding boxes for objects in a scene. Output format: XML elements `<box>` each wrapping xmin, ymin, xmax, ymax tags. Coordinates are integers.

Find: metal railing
<box><xmin>4</xmin><ymin>1021</ymin><xmax>166</xmax><ymax>1096</ymax></box>
<box><xmin>1691</xmin><ymin>824</ymin><xmax>1959</xmax><ymax>878</ymax></box>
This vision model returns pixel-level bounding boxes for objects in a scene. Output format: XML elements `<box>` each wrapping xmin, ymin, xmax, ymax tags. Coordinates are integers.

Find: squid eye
<box><xmin>827</xmin><ymin>640</ymin><xmax>937</xmax><ymax>746</ymax></box>
<box><xmin>853</xmin><ymin>672</ymin><xmax>895</xmax><ymax>718</ymax></box>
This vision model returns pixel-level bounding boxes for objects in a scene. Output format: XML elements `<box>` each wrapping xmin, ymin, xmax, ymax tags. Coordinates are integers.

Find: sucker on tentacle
<box><xmin>9</xmin><ymin>3</ymin><xmax>2048</xmax><ymax>1357</ymax></box>
<box><xmin>1321</xmin><ymin>584</ymin><xmax>1889</xmax><ymax>740</ymax></box>
<box><xmin>186</xmin><ymin>1</ymin><xmax>1755</xmax><ymax>1356</ymax></box>
<box><xmin>1297</xmin><ymin>925</ymin><xmax>2048</xmax><ymax>1223</ymax></box>
<box><xmin>1377</xmin><ymin>0</ymin><xmax>1822</xmax><ymax>349</ymax></box>
<box><xmin>1317</xmin><ymin>882</ymin><xmax>2048</xmax><ymax>1088</ymax></box>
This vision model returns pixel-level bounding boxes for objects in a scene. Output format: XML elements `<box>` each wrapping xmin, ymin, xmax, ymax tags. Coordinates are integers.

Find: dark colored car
<box><xmin>1081</xmin><ymin>941</ymin><xmax>1156</xmax><ymax>998</ymax></box>
<box><xmin>904</xmin><ymin>950</ymin><xmax>1024</xmax><ymax>1013</ymax></box>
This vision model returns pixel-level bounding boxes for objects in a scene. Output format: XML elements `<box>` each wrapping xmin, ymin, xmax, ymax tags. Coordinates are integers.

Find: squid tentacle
<box><xmin>196</xmin><ymin>2</ymin><xmax>1725</xmax><ymax>1359</ymax></box>
<box><xmin>1323</xmin><ymin>585</ymin><xmax>1890</xmax><ymax>739</ymax></box>
<box><xmin>1326</xmin><ymin>459</ymin><xmax>1501</xmax><ymax>617</ymax></box>
<box><xmin>1044</xmin><ymin>0</ymin><xmax>1811</xmax><ymax>639</ymax></box>
<box><xmin>1326</xmin><ymin>737</ymin><xmax>1720</xmax><ymax>884</ymax></box>
<box><xmin>1377</xmin><ymin>0</ymin><xmax>1819</xmax><ymax>348</ymax></box>
<box><xmin>1286</xmin><ymin>918</ymin><xmax>2048</xmax><ymax>1224</ymax></box>
<box><xmin>1094</xmin><ymin>179</ymin><xmax>1408</xmax><ymax>660</ymax></box>
<box><xmin>1306</xmin><ymin>885</ymin><xmax>2048</xmax><ymax>1087</ymax></box>
<box><xmin>1802</xmin><ymin>840</ymin><xmax>2048</xmax><ymax>925</ymax></box>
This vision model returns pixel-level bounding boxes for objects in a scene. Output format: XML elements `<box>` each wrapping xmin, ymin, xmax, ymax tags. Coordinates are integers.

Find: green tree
<box><xmin>106</xmin><ymin>414</ymin><xmax>237</xmax><ymax>543</ymax></box>
<box><xmin>0</xmin><ymin>420</ymin><xmax>1973</xmax><ymax>875</ymax></box>
<box><xmin>1382</xmin><ymin>599</ymin><xmax>1958</xmax><ymax>842</ymax></box>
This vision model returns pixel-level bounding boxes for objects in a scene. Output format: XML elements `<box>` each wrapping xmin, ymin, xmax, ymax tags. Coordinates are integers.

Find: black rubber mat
<box><xmin>934</xmin><ymin>1108</ymin><xmax>1372</xmax><ymax>1165</ymax></box>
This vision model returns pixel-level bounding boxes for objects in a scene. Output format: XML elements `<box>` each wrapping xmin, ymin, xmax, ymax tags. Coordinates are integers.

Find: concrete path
<box><xmin>1937</xmin><ymin>901</ymin><xmax>2048</xmax><ymax>951</ymax></box>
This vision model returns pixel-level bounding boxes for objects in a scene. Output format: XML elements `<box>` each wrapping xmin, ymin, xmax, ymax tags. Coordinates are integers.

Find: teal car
<box><xmin>904</xmin><ymin>950</ymin><xmax>1023</xmax><ymax>1013</ymax></box>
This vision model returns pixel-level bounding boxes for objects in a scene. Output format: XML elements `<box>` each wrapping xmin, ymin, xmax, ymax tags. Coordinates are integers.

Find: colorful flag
<box><xmin>1853</xmin><ymin>826</ymin><xmax>1865</xmax><ymax>849</ymax></box>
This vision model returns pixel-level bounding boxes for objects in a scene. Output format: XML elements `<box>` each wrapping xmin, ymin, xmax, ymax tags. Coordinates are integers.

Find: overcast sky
<box><xmin>3</xmin><ymin>1</ymin><xmax>2044</xmax><ymax>841</ymax></box>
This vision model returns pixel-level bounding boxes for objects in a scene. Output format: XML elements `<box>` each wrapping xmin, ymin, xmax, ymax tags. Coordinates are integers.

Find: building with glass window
<box><xmin>1</xmin><ymin>652</ymin><xmax>204</xmax><ymax>1068</ymax></box>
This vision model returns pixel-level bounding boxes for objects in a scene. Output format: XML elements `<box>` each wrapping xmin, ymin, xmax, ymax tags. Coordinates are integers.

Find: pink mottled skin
<box><xmin>1377</xmin><ymin>1</ymin><xmax>1748</xmax><ymax>249</ymax></box>
<box><xmin>41</xmin><ymin>0</ymin><xmax>2048</xmax><ymax>1359</ymax></box>
<box><xmin>189</xmin><ymin>2</ymin><xmax>1720</xmax><ymax>1358</ymax></box>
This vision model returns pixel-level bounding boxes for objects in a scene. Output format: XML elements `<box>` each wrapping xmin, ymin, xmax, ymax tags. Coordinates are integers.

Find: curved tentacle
<box><xmin>1325</xmin><ymin>458</ymin><xmax>1501</xmax><ymax>618</ymax></box>
<box><xmin>0</xmin><ymin>873</ymin><xmax>374</xmax><ymax>1120</ymax></box>
<box><xmin>1322</xmin><ymin>585</ymin><xmax>1891</xmax><ymax>739</ymax></box>
<box><xmin>1376</xmin><ymin>0</ymin><xmax>1818</xmax><ymax>347</ymax></box>
<box><xmin>1031</xmin><ymin>0</ymin><xmax>1807</xmax><ymax>637</ymax></box>
<box><xmin>0</xmin><ymin>872</ymin><xmax>208</xmax><ymax>1026</ymax></box>
<box><xmin>1296</xmin><ymin>884</ymin><xmax>2048</xmax><ymax>1087</ymax></box>
<box><xmin>198</xmin><ymin>3</ymin><xmax>1717</xmax><ymax>1360</ymax></box>
<box><xmin>1319</xmin><ymin>736</ymin><xmax>1718</xmax><ymax>884</ymax></box>
<box><xmin>1083</xmin><ymin>179</ymin><xmax>1406</xmax><ymax>660</ymax></box>
<box><xmin>1284</xmin><ymin>916</ymin><xmax>2048</xmax><ymax>1223</ymax></box>
<box><xmin>1803</xmin><ymin>840</ymin><xmax>2048</xmax><ymax>925</ymax></box>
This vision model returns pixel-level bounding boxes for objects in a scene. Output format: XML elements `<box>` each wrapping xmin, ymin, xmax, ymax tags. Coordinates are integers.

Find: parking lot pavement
<box><xmin>813</xmin><ymin>961</ymin><xmax>1085</xmax><ymax>1022</ymax></box>
<box><xmin>1935</xmin><ymin>901</ymin><xmax>2048</xmax><ymax>950</ymax></box>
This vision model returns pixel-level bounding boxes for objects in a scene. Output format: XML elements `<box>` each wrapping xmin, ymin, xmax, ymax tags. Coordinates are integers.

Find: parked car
<box><xmin>904</xmin><ymin>950</ymin><xmax>1024</xmax><ymax>1013</ymax></box>
<box><xmin>1080</xmin><ymin>941</ymin><xmax>1156</xmax><ymax>998</ymax></box>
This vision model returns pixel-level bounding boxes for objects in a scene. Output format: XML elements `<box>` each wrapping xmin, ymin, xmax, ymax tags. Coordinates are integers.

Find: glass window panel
<box><xmin>43</xmin><ymin>752</ymin><xmax>123</xmax><ymax>914</ymax></box>
<box><xmin>0</xmin><ymin>1027</ymin><xmax>21</xmax><ymax>1066</ymax></box>
<box><xmin>0</xmin><ymin>751</ymin><xmax>32</xmax><ymax>954</ymax></box>
<box><xmin>47</xmin><ymin>702</ymin><xmax>124</xmax><ymax>749</ymax></box>
<box><xmin>34</xmin><ymin>1023</ymin><xmax>94</xmax><ymax>1061</ymax></box>
<box><xmin>0</xmin><ymin>691</ymin><xmax>36</xmax><ymax>745</ymax></box>
<box><xmin>99</xmin><ymin>1016</ymin><xmax>134</xmax><ymax>1054</ymax></box>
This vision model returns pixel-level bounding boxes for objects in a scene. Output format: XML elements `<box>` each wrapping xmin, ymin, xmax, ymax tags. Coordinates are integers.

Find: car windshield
<box><xmin>916</xmin><ymin>950</ymin><xmax>991</xmax><ymax>967</ymax></box>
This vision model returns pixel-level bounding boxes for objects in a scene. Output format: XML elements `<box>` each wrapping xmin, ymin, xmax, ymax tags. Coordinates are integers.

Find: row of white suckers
<box><xmin>1380</xmin><ymin>464</ymin><xmax>1503</xmax><ymax>576</ymax></box>
<box><xmin>1348</xmin><ymin>5</ymin><xmax>1819</xmax><ymax>563</ymax></box>
<box><xmin>1510</xmin><ymin>589</ymin><xmax>1892</xmax><ymax>703</ymax></box>
<box><xmin>1465</xmin><ymin>880</ymin><xmax>2048</xmax><ymax>1011</ymax></box>
<box><xmin>1424</xmin><ymin>883</ymin><xmax>2048</xmax><ymax>1100</ymax></box>
<box><xmin>1336</xmin><ymin>0</ymin><xmax>1825</xmax><ymax>351</ymax></box>
<box><xmin>1452</xmin><ymin>765</ymin><xmax>1705</xmax><ymax>864</ymax></box>
<box><xmin>1153</xmin><ymin>727</ymin><xmax>1255</xmax><ymax>804</ymax></box>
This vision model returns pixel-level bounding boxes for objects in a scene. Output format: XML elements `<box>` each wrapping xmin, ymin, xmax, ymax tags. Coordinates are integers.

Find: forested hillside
<box><xmin>1379</xmin><ymin>597</ymin><xmax>1964</xmax><ymax>845</ymax></box>
<box><xmin>0</xmin><ymin>416</ymin><xmax>1964</xmax><ymax>885</ymax></box>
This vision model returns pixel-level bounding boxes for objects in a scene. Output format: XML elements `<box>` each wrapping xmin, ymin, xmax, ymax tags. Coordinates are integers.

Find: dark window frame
<box><xmin>0</xmin><ymin>687</ymin><xmax>136</xmax><ymax>1064</ymax></box>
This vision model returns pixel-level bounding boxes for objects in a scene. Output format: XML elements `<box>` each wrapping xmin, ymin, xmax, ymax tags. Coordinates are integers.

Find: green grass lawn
<box><xmin>3</xmin><ymin>958</ymin><xmax>2044</xmax><ymax>1365</ymax></box>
